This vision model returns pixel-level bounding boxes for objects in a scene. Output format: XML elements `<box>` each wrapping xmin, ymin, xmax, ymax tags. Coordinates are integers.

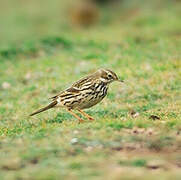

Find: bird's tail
<box><xmin>30</xmin><ymin>101</ymin><xmax>57</xmax><ymax>116</ymax></box>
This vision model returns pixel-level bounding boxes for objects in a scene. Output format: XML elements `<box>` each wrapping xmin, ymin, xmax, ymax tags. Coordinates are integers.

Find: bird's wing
<box><xmin>50</xmin><ymin>74</ymin><xmax>95</xmax><ymax>100</ymax></box>
<box><xmin>72</xmin><ymin>75</ymin><xmax>94</xmax><ymax>89</ymax></box>
<box><xmin>49</xmin><ymin>87</ymin><xmax>80</xmax><ymax>100</ymax></box>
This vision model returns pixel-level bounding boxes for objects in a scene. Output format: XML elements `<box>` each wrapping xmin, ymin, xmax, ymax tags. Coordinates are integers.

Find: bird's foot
<box><xmin>88</xmin><ymin>117</ymin><xmax>94</xmax><ymax>121</ymax></box>
<box><xmin>78</xmin><ymin>119</ymin><xmax>85</xmax><ymax>123</ymax></box>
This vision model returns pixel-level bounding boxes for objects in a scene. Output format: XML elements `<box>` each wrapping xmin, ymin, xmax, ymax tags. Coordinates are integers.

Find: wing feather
<box><xmin>49</xmin><ymin>87</ymin><xmax>80</xmax><ymax>100</ymax></box>
<box><xmin>49</xmin><ymin>72</ymin><xmax>96</xmax><ymax>100</ymax></box>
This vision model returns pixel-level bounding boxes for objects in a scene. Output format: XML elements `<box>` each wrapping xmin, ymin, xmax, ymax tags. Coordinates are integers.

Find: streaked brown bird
<box><xmin>30</xmin><ymin>69</ymin><xmax>123</xmax><ymax>123</ymax></box>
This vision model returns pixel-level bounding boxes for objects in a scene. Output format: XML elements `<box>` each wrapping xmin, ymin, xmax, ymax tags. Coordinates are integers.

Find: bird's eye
<box><xmin>108</xmin><ymin>74</ymin><xmax>113</xmax><ymax>79</ymax></box>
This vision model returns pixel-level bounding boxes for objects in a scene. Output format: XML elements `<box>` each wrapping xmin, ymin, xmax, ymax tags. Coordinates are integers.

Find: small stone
<box><xmin>130</xmin><ymin>110</ymin><xmax>139</xmax><ymax>118</ymax></box>
<box><xmin>133</xmin><ymin>112</ymin><xmax>139</xmax><ymax>118</ymax></box>
<box><xmin>71</xmin><ymin>138</ymin><xmax>78</xmax><ymax>144</ymax></box>
<box><xmin>25</xmin><ymin>72</ymin><xmax>32</xmax><ymax>80</ymax></box>
<box><xmin>85</xmin><ymin>146</ymin><xmax>93</xmax><ymax>152</ymax></box>
<box><xmin>2</xmin><ymin>82</ymin><xmax>11</xmax><ymax>89</ymax></box>
<box><xmin>73</xmin><ymin>130</ymin><xmax>79</xmax><ymax>135</ymax></box>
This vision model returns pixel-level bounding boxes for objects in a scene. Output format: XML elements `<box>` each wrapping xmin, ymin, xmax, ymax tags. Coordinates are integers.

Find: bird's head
<box><xmin>96</xmin><ymin>69</ymin><xmax>124</xmax><ymax>84</ymax></box>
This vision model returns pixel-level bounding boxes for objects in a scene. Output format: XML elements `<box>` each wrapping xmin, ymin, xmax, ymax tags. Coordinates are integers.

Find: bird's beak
<box><xmin>117</xmin><ymin>79</ymin><xmax>124</xmax><ymax>83</ymax></box>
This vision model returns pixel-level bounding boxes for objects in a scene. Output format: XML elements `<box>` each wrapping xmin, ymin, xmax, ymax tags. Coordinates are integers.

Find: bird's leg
<box><xmin>67</xmin><ymin>109</ymin><xmax>84</xmax><ymax>123</ymax></box>
<box><xmin>77</xmin><ymin>109</ymin><xmax>94</xmax><ymax>121</ymax></box>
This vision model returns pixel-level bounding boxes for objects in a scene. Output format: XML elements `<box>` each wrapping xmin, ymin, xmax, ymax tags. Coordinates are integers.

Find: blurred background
<box><xmin>1</xmin><ymin>0</ymin><xmax>181</xmax><ymax>49</ymax></box>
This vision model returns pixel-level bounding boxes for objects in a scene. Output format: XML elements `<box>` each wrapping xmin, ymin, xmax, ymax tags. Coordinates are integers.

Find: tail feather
<box><xmin>30</xmin><ymin>101</ymin><xmax>57</xmax><ymax>116</ymax></box>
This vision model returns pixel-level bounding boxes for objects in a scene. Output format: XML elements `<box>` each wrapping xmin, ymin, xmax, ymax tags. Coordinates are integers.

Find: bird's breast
<box><xmin>77</xmin><ymin>83</ymin><xmax>108</xmax><ymax>109</ymax></box>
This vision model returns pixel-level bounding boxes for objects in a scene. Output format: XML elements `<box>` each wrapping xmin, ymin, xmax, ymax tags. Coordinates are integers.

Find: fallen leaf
<box><xmin>149</xmin><ymin>115</ymin><xmax>160</xmax><ymax>120</ymax></box>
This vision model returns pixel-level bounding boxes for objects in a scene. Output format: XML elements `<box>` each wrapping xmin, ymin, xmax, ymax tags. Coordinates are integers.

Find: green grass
<box><xmin>0</xmin><ymin>0</ymin><xmax>181</xmax><ymax>179</ymax></box>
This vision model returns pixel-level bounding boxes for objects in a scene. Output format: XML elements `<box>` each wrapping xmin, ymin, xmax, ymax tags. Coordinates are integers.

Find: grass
<box><xmin>0</xmin><ymin>0</ymin><xmax>181</xmax><ymax>179</ymax></box>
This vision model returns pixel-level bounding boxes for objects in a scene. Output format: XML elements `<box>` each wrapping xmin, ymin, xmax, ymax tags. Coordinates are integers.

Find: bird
<box><xmin>30</xmin><ymin>69</ymin><xmax>123</xmax><ymax>123</ymax></box>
